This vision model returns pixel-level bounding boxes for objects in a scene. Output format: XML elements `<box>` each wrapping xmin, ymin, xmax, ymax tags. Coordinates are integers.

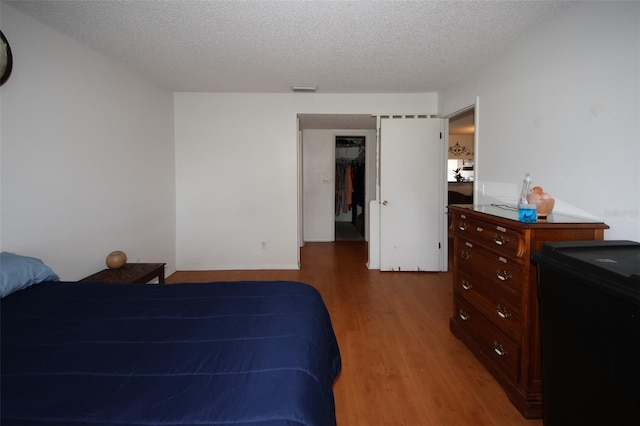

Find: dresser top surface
<box><xmin>450</xmin><ymin>204</ymin><xmax>609</xmax><ymax>227</ymax></box>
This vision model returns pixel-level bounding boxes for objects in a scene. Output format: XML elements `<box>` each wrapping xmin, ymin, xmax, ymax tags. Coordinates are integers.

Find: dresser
<box><xmin>448</xmin><ymin>205</ymin><xmax>608</xmax><ymax>418</ymax></box>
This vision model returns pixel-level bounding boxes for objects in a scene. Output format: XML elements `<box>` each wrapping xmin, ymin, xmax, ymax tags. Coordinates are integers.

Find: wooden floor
<box><xmin>167</xmin><ymin>242</ymin><xmax>543</xmax><ymax>426</ymax></box>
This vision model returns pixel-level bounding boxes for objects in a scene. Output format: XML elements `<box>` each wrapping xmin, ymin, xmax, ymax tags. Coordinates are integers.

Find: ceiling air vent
<box><xmin>291</xmin><ymin>86</ymin><xmax>317</xmax><ymax>92</ymax></box>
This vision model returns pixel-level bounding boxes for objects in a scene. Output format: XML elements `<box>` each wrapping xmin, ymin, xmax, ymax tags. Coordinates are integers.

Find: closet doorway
<box><xmin>299</xmin><ymin>114</ymin><xmax>376</xmax><ymax>245</ymax></box>
<box><xmin>335</xmin><ymin>136</ymin><xmax>365</xmax><ymax>241</ymax></box>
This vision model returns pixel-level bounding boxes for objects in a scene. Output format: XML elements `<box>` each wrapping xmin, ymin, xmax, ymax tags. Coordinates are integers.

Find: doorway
<box><xmin>335</xmin><ymin>136</ymin><xmax>365</xmax><ymax>241</ymax></box>
<box><xmin>447</xmin><ymin>106</ymin><xmax>476</xmax><ymax>205</ymax></box>
<box><xmin>299</xmin><ymin>114</ymin><xmax>376</xmax><ymax>247</ymax></box>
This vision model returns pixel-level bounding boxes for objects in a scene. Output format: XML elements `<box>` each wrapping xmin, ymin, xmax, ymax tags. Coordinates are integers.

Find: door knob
<box><xmin>383</xmin><ymin>200</ymin><xmax>389</xmax><ymax>206</ymax></box>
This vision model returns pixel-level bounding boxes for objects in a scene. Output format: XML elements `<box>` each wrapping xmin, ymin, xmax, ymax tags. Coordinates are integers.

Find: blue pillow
<box><xmin>0</xmin><ymin>252</ymin><xmax>60</xmax><ymax>297</ymax></box>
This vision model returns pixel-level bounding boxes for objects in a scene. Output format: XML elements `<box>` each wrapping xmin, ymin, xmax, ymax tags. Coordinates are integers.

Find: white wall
<box><xmin>303</xmin><ymin>130</ymin><xmax>335</xmax><ymax>242</ymax></box>
<box><xmin>0</xmin><ymin>5</ymin><xmax>176</xmax><ymax>280</ymax></box>
<box><xmin>440</xmin><ymin>1</ymin><xmax>640</xmax><ymax>241</ymax></box>
<box><xmin>174</xmin><ymin>93</ymin><xmax>436</xmax><ymax>270</ymax></box>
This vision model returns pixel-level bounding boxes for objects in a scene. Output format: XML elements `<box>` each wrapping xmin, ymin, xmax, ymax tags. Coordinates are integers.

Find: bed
<box><xmin>1</xmin><ymin>253</ymin><xmax>342</xmax><ymax>426</ymax></box>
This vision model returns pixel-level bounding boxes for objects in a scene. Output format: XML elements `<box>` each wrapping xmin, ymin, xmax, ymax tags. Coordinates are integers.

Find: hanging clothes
<box><xmin>352</xmin><ymin>164</ymin><xmax>365</xmax><ymax>208</ymax></box>
<box><xmin>335</xmin><ymin>163</ymin><xmax>346</xmax><ymax>215</ymax></box>
<box><xmin>335</xmin><ymin>161</ymin><xmax>364</xmax><ymax>217</ymax></box>
<box><xmin>344</xmin><ymin>165</ymin><xmax>353</xmax><ymax>213</ymax></box>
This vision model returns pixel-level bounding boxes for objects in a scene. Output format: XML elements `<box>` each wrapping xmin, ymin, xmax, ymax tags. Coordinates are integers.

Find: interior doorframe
<box><xmin>441</xmin><ymin>97</ymin><xmax>479</xmax><ymax>271</ymax></box>
<box><xmin>297</xmin><ymin>115</ymin><xmax>377</xmax><ymax>260</ymax></box>
<box><xmin>442</xmin><ymin>97</ymin><xmax>480</xmax><ymax>204</ymax></box>
<box><xmin>297</xmin><ymin>116</ymin><xmax>303</xmax><ymax>254</ymax></box>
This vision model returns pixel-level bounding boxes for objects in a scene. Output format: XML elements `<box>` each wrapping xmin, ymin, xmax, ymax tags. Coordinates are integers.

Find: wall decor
<box><xmin>448</xmin><ymin>141</ymin><xmax>473</xmax><ymax>157</ymax></box>
<box><xmin>0</xmin><ymin>30</ymin><xmax>13</xmax><ymax>86</ymax></box>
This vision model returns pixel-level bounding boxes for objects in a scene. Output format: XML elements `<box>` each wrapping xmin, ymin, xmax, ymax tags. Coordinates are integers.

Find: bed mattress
<box><xmin>1</xmin><ymin>280</ymin><xmax>341</xmax><ymax>426</ymax></box>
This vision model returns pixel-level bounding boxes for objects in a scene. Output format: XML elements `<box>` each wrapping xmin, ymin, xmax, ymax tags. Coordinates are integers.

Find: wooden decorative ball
<box><xmin>106</xmin><ymin>250</ymin><xmax>127</xmax><ymax>270</ymax></box>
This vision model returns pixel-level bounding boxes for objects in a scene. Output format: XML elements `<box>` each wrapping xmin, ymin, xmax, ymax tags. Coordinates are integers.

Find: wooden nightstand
<box><xmin>80</xmin><ymin>263</ymin><xmax>166</xmax><ymax>284</ymax></box>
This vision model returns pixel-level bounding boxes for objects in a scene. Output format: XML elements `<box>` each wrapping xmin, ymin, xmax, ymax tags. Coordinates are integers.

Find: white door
<box><xmin>379</xmin><ymin>117</ymin><xmax>444</xmax><ymax>271</ymax></box>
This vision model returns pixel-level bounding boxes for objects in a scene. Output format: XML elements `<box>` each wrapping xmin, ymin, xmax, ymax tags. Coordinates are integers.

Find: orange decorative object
<box><xmin>106</xmin><ymin>250</ymin><xmax>127</xmax><ymax>270</ymax></box>
<box><xmin>531</xmin><ymin>186</ymin><xmax>544</xmax><ymax>195</ymax></box>
<box><xmin>527</xmin><ymin>186</ymin><xmax>555</xmax><ymax>217</ymax></box>
<box><xmin>535</xmin><ymin>198</ymin><xmax>555</xmax><ymax>217</ymax></box>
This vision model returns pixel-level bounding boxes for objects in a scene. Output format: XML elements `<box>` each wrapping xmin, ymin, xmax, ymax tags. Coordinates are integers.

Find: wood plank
<box><xmin>167</xmin><ymin>241</ymin><xmax>542</xmax><ymax>425</ymax></box>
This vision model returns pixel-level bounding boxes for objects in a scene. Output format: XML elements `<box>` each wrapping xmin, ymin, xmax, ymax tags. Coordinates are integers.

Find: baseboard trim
<box><xmin>175</xmin><ymin>264</ymin><xmax>300</xmax><ymax>271</ymax></box>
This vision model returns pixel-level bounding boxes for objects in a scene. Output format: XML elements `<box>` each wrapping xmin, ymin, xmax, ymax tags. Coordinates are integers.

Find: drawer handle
<box><xmin>496</xmin><ymin>269</ymin><xmax>512</xmax><ymax>281</ymax></box>
<box><xmin>496</xmin><ymin>304</ymin><xmax>511</xmax><ymax>319</ymax></box>
<box><xmin>458</xmin><ymin>310</ymin><xmax>470</xmax><ymax>321</ymax></box>
<box><xmin>458</xmin><ymin>222</ymin><xmax>468</xmax><ymax>231</ymax></box>
<box><xmin>461</xmin><ymin>279</ymin><xmax>472</xmax><ymax>290</ymax></box>
<box><xmin>493</xmin><ymin>234</ymin><xmax>509</xmax><ymax>246</ymax></box>
<box><xmin>493</xmin><ymin>341</ymin><xmax>508</xmax><ymax>356</ymax></box>
<box><xmin>461</xmin><ymin>250</ymin><xmax>471</xmax><ymax>260</ymax></box>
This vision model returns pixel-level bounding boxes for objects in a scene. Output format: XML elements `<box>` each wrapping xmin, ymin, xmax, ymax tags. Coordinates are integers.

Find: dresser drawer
<box><xmin>456</xmin><ymin>239</ymin><xmax>525</xmax><ymax>296</ymax></box>
<box><xmin>453</xmin><ymin>212</ymin><xmax>524</xmax><ymax>258</ymax></box>
<box><xmin>455</xmin><ymin>266</ymin><xmax>521</xmax><ymax>310</ymax></box>
<box><xmin>454</xmin><ymin>270</ymin><xmax>522</xmax><ymax>340</ymax></box>
<box><xmin>454</xmin><ymin>296</ymin><xmax>521</xmax><ymax>382</ymax></box>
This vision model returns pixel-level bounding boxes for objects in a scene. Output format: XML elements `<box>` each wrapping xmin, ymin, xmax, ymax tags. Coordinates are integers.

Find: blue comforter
<box><xmin>1</xmin><ymin>280</ymin><xmax>341</xmax><ymax>426</ymax></box>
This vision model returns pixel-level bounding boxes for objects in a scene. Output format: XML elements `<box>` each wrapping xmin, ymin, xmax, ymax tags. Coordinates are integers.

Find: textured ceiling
<box><xmin>6</xmin><ymin>0</ymin><xmax>574</xmax><ymax>94</ymax></box>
